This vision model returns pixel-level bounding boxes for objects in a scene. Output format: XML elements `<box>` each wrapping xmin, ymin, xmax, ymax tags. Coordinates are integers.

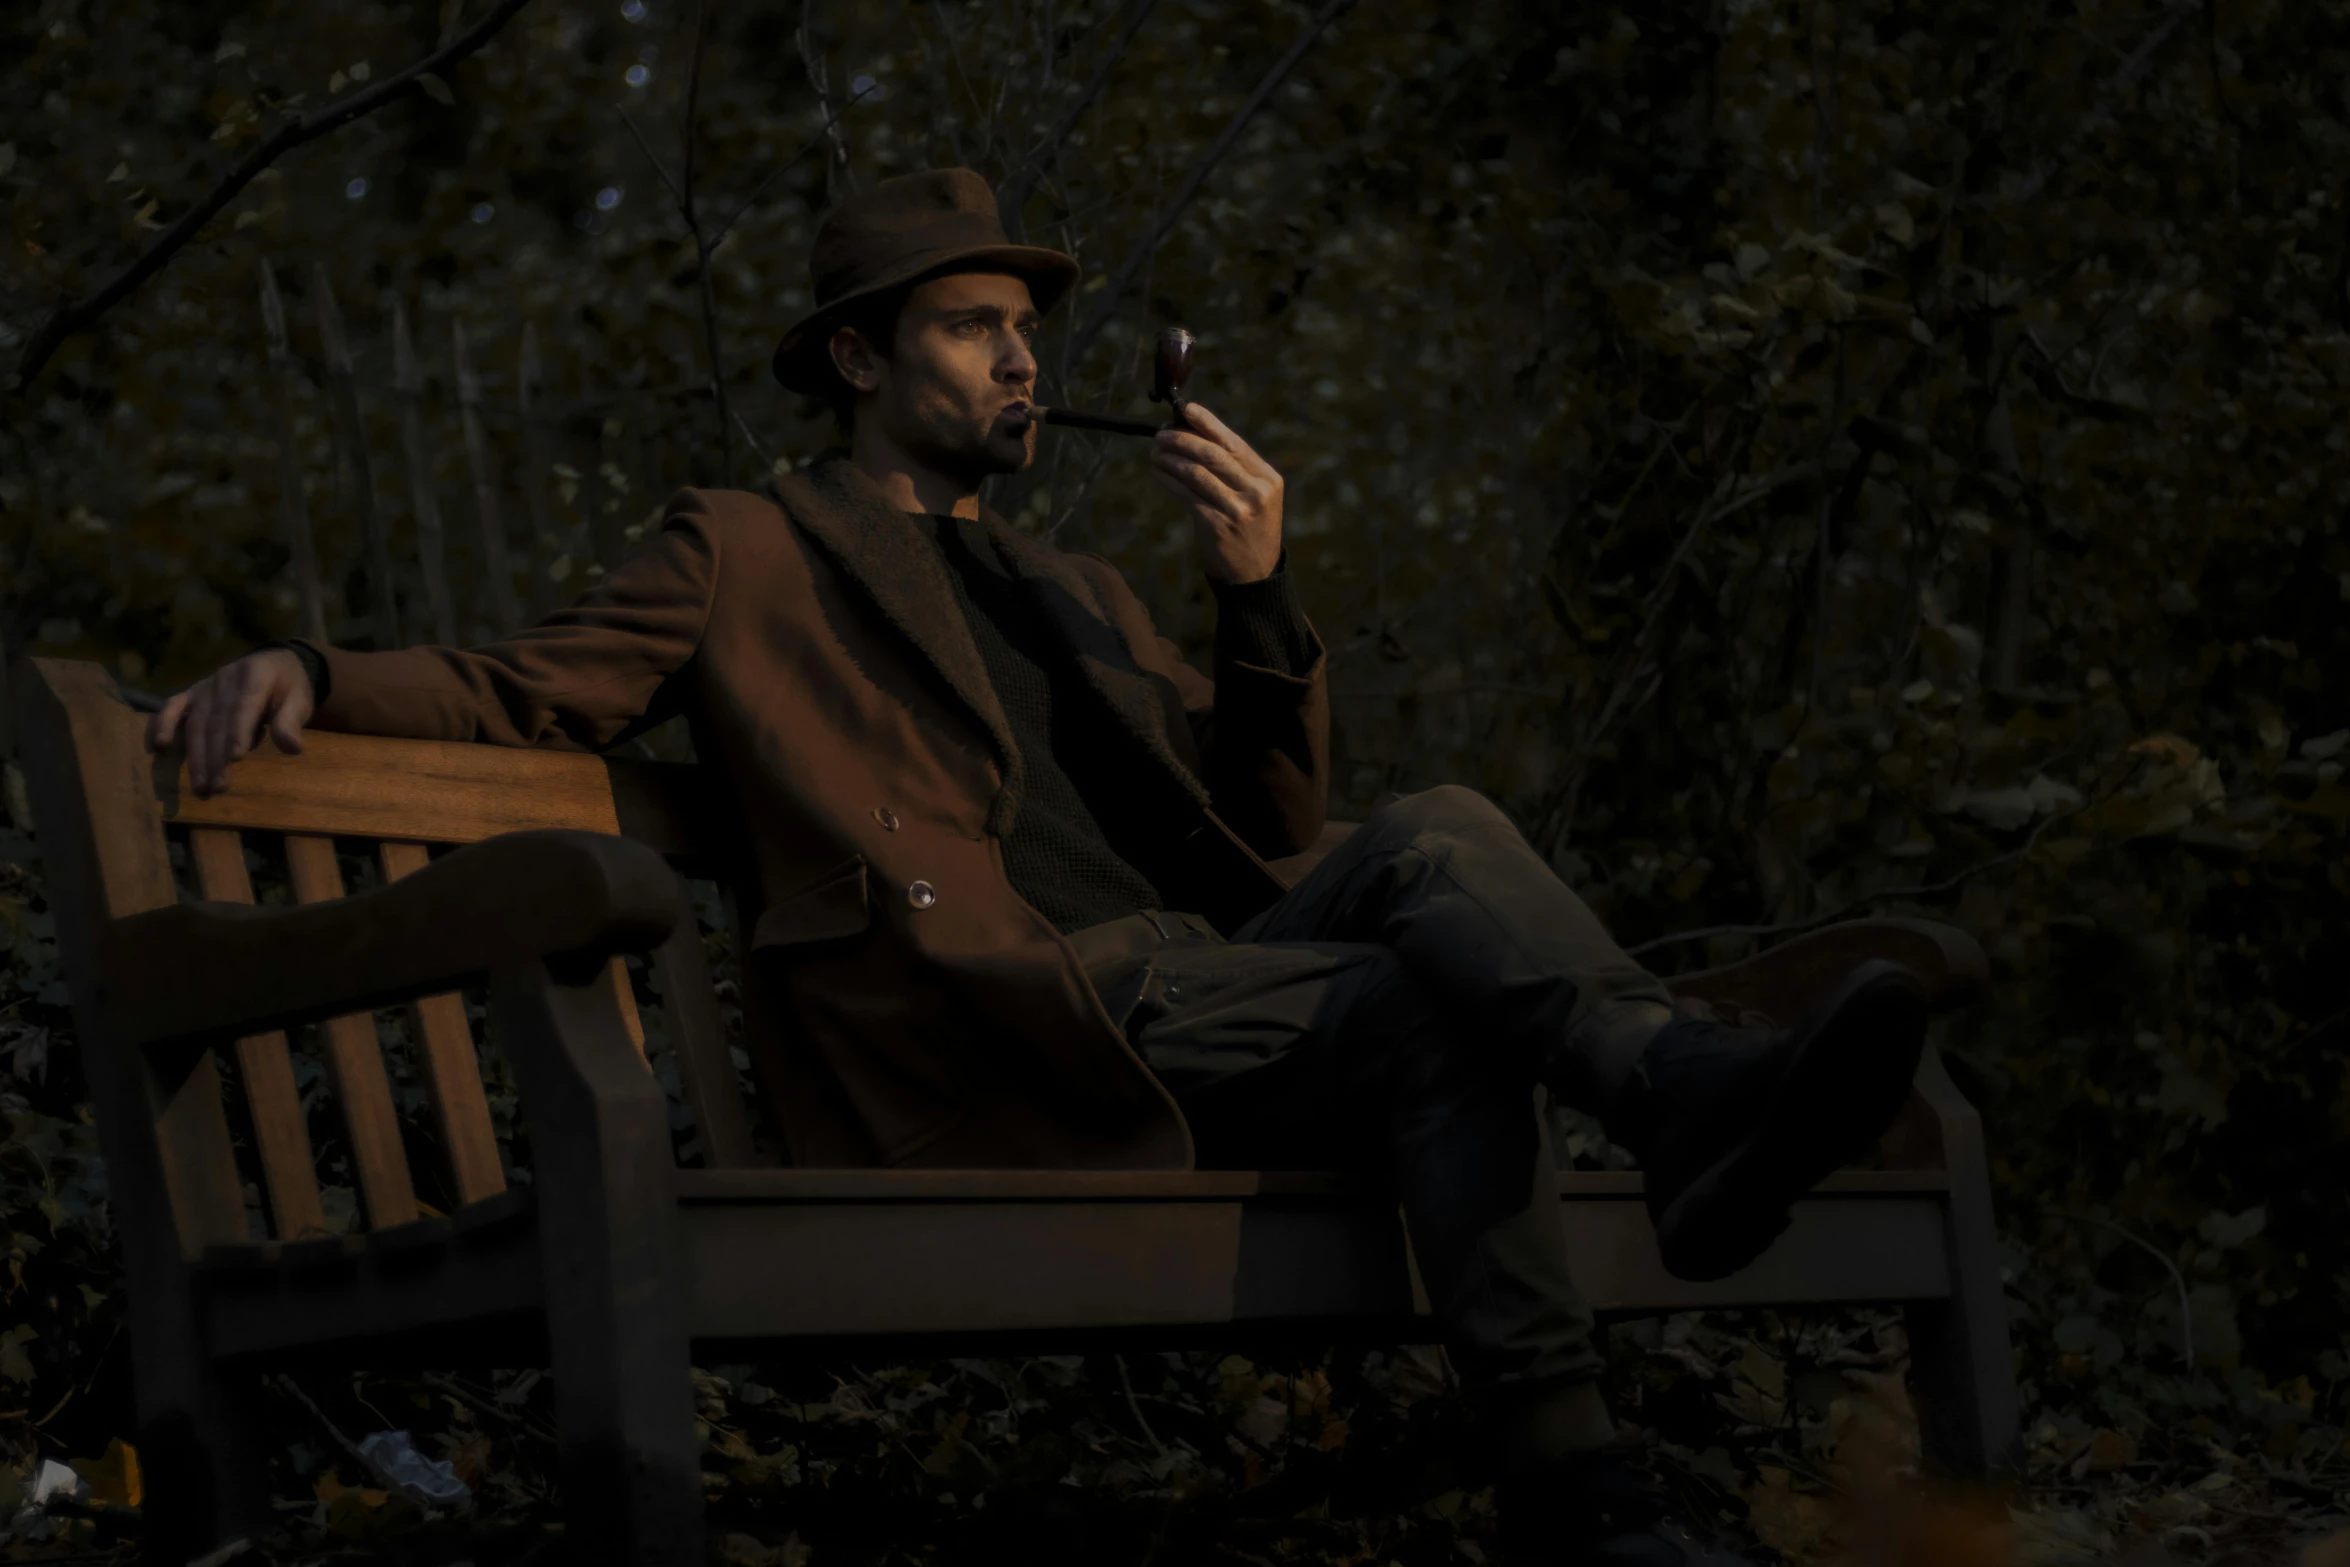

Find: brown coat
<box><xmin>301</xmin><ymin>457</ymin><xmax>1329</xmax><ymax>1169</ymax></box>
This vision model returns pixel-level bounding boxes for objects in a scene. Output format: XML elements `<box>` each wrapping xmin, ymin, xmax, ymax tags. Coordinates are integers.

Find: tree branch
<box><xmin>797</xmin><ymin>1</ymin><xmax>853</xmax><ymax>197</ymax></box>
<box><xmin>7</xmin><ymin>0</ymin><xmax>536</xmax><ymax>393</ymax></box>
<box><xmin>682</xmin><ymin>0</ymin><xmax>732</xmax><ymax>487</ymax></box>
<box><xmin>996</xmin><ymin>0</ymin><xmax>1161</xmax><ymax>244</ymax></box>
<box><xmin>1065</xmin><ymin>0</ymin><xmax>1357</xmax><ymax>367</ymax></box>
<box><xmin>623</xmin><ymin>2</ymin><xmax>733</xmax><ymax>487</ymax></box>
<box><xmin>2012</xmin><ymin>0</ymin><xmax>2196</xmax><ymax>205</ymax></box>
<box><xmin>707</xmin><ymin>85</ymin><xmax>871</xmax><ymax>250</ymax></box>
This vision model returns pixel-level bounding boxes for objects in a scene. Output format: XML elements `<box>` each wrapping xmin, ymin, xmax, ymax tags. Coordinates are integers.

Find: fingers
<box><xmin>1163</xmin><ymin>403</ymin><xmax>1272</xmax><ymax>474</ymax></box>
<box><xmin>1157</xmin><ymin>429</ymin><xmax>1259</xmax><ymax>495</ymax></box>
<box><xmin>1151</xmin><ymin>445</ymin><xmax>1248</xmax><ymax>517</ymax></box>
<box><xmin>267</xmin><ymin>676</ymin><xmax>311</xmax><ymax>756</ymax></box>
<box><xmin>1175</xmin><ymin>401</ymin><xmax>1246</xmax><ymax>453</ymax></box>
<box><xmin>207</xmin><ymin>666</ymin><xmax>277</xmax><ymax>794</ymax></box>
<box><xmin>146</xmin><ymin>691</ymin><xmax>189</xmax><ymax>753</ymax></box>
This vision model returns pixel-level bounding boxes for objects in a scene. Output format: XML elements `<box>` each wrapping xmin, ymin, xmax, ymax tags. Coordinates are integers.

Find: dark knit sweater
<box><xmin>915</xmin><ymin>513</ymin><xmax>1313</xmax><ymax>933</ymax></box>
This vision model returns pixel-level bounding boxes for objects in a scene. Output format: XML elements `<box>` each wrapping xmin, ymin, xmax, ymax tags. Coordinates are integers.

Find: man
<box><xmin>149</xmin><ymin>169</ymin><xmax>1926</xmax><ymax>1565</ymax></box>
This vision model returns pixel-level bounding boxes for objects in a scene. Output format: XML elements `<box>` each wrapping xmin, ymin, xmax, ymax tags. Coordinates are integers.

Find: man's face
<box><xmin>833</xmin><ymin>272</ymin><xmax>1041</xmax><ymax>478</ymax></box>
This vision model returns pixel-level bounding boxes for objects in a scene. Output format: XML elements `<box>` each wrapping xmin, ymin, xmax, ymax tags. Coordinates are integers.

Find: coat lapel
<box><xmin>986</xmin><ymin>518</ymin><xmax>1213</xmax><ymax>809</ymax></box>
<box><xmin>777</xmin><ymin>457</ymin><xmax>1212</xmax><ymax>834</ymax></box>
<box><xmin>780</xmin><ymin>460</ymin><xmax>1026</xmax><ymax>834</ymax></box>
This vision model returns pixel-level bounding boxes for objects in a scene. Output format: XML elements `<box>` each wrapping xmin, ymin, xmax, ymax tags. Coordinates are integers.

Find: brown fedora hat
<box><xmin>771</xmin><ymin>168</ymin><xmax>1080</xmax><ymax>396</ymax></box>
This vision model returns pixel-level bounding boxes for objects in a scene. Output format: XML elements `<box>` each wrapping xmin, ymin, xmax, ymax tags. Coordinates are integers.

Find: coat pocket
<box><xmin>751</xmin><ymin>857</ymin><xmax>871</xmax><ymax>949</ymax></box>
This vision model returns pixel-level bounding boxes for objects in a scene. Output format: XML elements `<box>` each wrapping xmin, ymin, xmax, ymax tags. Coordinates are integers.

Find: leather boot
<box><xmin>1496</xmin><ymin>1449</ymin><xmax>1756</xmax><ymax>1566</ymax></box>
<box><xmin>1615</xmin><ymin>959</ymin><xmax>1928</xmax><ymax>1282</ymax></box>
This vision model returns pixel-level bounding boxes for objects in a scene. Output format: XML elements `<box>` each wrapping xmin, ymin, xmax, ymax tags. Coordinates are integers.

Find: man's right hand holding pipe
<box><xmin>1151</xmin><ymin>402</ymin><xmax>1285</xmax><ymax>586</ymax></box>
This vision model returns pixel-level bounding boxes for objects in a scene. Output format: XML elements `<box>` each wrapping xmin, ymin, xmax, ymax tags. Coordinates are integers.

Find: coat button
<box><xmin>907</xmin><ymin>880</ymin><xmax>937</xmax><ymax>910</ymax></box>
<box><xmin>873</xmin><ymin>807</ymin><xmax>900</xmax><ymax>831</ymax></box>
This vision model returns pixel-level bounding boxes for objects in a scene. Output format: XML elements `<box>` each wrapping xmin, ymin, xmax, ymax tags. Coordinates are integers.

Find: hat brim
<box><xmin>771</xmin><ymin>243</ymin><xmax>1082</xmax><ymax>396</ymax></box>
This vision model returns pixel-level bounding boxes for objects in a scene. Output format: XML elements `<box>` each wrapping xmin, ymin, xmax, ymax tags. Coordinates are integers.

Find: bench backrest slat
<box><xmin>651</xmin><ymin>918</ymin><xmax>760</xmax><ymax>1168</ymax></box>
<box><xmin>187</xmin><ymin>826</ymin><xmax>331</xmax><ymax>1239</ymax></box>
<box><xmin>380</xmin><ymin>841</ymin><xmax>509</xmax><ymax>1206</ymax></box>
<box><xmin>285</xmin><ymin>833</ymin><xmax>421</xmax><ymax>1230</ymax></box>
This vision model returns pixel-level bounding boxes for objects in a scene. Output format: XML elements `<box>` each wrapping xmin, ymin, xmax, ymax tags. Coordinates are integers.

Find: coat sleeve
<box><xmin>297</xmin><ymin>490</ymin><xmax>724</xmax><ymax>749</ymax></box>
<box><xmin>1082</xmin><ymin>555</ymin><xmax>1330</xmax><ymax>859</ymax></box>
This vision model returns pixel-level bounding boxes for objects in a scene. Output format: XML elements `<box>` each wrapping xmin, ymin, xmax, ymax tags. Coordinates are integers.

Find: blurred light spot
<box><xmin>574</xmin><ymin>210</ymin><xmax>595</xmax><ymax>230</ymax></box>
<box><xmin>595</xmin><ymin>185</ymin><xmax>623</xmax><ymax>211</ymax></box>
<box><xmin>625</xmin><ymin>64</ymin><xmax>650</xmax><ymax>87</ymax></box>
<box><xmin>620</xmin><ymin>0</ymin><xmax>646</xmax><ymax>18</ymax></box>
<box><xmin>470</xmin><ymin>202</ymin><xmax>495</xmax><ymax>224</ymax></box>
<box><xmin>345</xmin><ymin>177</ymin><xmax>369</xmax><ymax>200</ymax></box>
<box><xmin>851</xmin><ymin>73</ymin><xmax>876</xmax><ymax>95</ymax></box>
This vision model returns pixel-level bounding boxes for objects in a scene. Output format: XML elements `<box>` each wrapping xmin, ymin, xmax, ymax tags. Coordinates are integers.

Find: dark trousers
<box><xmin>1075</xmin><ymin>786</ymin><xmax>1674</xmax><ymax>1415</ymax></box>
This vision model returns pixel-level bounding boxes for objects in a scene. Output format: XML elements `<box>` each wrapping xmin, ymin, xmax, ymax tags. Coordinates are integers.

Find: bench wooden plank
<box><xmin>377</xmin><ymin>842</ymin><xmax>507</xmax><ymax>1206</ymax></box>
<box><xmin>674</xmin><ymin>1189</ymin><xmax>1954</xmax><ymax>1341</ymax></box>
<box><xmin>1563</xmin><ymin>1195</ymin><xmax>1952</xmax><ymax>1312</ymax></box>
<box><xmin>283</xmin><ymin>835</ymin><xmax>419</xmax><ymax>1230</ymax></box>
<box><xmin>201</xmin><ymin>1223</ymin><xmax>545</xmax><ymax>1361</ymax></box>
<box><xmin>188</xmin><ymin>827</ymin><xmax>331</xmax><ymax>1240</ymax></box>
<box><xmin>162</xmin><ymin>731</ymin><xmax>621</xmax><ymax>844</ymax></box>
<box><xmin>685</xmin><ymin>1200</ymin><xmax>1250</xmax><ymax>1339</ymax></box>
<box><xmin>158</xmin><ymin>733</ymin><xmax>726</xmax><ymax>866</ymax></box>
<box><xmin>669</xmin><ymin>1165</ymin><xmax>1951</xmax><ymax>1204</ymax></box>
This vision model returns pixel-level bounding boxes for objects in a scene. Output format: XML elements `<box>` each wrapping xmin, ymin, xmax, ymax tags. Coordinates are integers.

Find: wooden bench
<box><xmin>10</xmin><ymin>656</ymin><xmax>2017</xmax><ymax>1565</ymax></box>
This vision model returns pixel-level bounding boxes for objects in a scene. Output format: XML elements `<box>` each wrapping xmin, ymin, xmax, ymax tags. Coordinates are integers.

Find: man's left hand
<box><xmin>1151</xmin><ymin>403</ymin><xmax>1284</xmax><ymax>585</ymax></box>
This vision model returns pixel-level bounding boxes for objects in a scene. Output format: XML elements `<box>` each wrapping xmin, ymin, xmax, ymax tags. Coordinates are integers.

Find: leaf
<box><xmin>2302</xmin><ymin>1527</ymin><xmax>2350</xmax><ymax>1567</ymax></box>
<box><xmin>1234</xmin><ymin>1391</ymin><xmax>1289</xmax><ymax>1448</ymax></box>
<box><xmin>2197</xmin><ymin>1206</ymin><xmax>2266</xmax><ymax>1248</ymax></box>
<box><xmin>2129</xmin><ymin>734</ymin><xmax>2201</xmax><ymax>767</ymax></box>
<box><xmin>2012</xmin><ymin>1507</ymin><xmax>2112</xmax><ymax>1566</ymax></box>
<box><xmin>1743</xmin><ymin>1465</ymin><xmax>1838</xmax><ymax>1558</ymax></box>
<box><xmin>2083</xmin><ymin>1428</ymin><xmax>2136</xmax><ymax>1470</ymax></box>
<box><xmin>69</xmin><ymin>1438</ymin><xmax>142</xmax><ymax>1509</ymax></box>
<box><xmin>0</xmin><ymin>1322</ymin><xmax>38</xmax><ymax>1382</ymax></box>
<box><xmin>416</xmin><ymin>72</ymin><xmax>456</xmax><ymax>106</ymax></box>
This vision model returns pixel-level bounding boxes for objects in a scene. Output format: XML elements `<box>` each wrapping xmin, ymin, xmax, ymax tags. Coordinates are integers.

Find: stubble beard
<box><xmin>900</xmin><ymin>386</ymin><xmax>1036</xmax><ymax>483</ymax></box>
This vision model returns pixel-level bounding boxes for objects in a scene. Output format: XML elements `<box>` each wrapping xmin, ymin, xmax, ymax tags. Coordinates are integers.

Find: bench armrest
<box><xmin>103</xmin><ymin>829</ymin><xmax>683</xmax><ymax>1054</ymax></box>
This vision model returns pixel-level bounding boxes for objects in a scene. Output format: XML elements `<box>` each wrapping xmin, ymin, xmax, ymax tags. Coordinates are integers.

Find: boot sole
<box><xmin>1652</xmin><ymin>960</ymin><xmax>1928</xmax><ymax>1282</ymax></box>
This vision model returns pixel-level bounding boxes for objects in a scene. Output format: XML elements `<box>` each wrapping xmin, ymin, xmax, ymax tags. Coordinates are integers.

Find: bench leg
<box><xmin>1905</xmin><ymin>1294</ymin><xmax>2016</xmax><ymax>1477</ymax></box>
<box><xmin>496</xmin><ymin>960</ymin><xmax>705</xmax><ymax>1566</ymax></box>
<box><xmin>1904</xmin><ymin>1049</ymin><xmax>2019</xmax><ymax>1476</ymax></box>
<box><xmin>137</xmin><ymin>1364</ymin><xmax>272</xmax><ymax>1562</ymax></box>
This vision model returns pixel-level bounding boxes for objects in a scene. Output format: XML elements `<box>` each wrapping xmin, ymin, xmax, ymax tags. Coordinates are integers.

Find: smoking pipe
<box><xmin>1028</xmin><ymin>327</ymin><xmax>1196</xmax><ymax>438</ymax></box>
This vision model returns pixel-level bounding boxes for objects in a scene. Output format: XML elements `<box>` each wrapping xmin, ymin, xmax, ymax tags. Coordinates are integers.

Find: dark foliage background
<box><xmin>1</xmin><ymin>0</ymin><xmax>2346</xmax><ymax>1559</ymax></box>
